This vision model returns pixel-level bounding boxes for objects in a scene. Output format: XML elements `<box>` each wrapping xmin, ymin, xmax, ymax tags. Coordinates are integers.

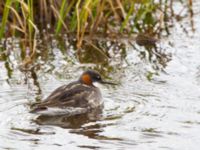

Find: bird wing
<box><xmin>33</xmin><ymin>82</ymin><xmax>93</xmax><ymax>109</ymax></box>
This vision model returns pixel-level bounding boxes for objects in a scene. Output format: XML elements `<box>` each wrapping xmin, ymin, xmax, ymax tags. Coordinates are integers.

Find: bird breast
<box><xmin>87</xmin><ymin>87</ymin><xmax>103</xmax><ymax>109</ymax></box>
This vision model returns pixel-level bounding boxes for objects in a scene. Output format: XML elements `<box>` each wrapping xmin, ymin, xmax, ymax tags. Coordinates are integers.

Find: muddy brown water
<box><xmin>1</xmin><ymin>1</ymin><xmax>200</xmax><ymax>150</ymax></box>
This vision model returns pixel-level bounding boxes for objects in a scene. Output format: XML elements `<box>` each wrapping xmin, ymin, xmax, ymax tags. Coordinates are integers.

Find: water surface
<box><xmin>0</xmin><ymin>1</ymin><xmax>200</xmax><ymax>150</ymax></box>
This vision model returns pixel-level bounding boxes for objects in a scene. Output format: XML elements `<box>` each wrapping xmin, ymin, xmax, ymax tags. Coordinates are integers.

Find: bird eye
<box><xmin>97</xmin><ymin>76</ymin><xmax>101</xmax><ymax>80</ymax></box>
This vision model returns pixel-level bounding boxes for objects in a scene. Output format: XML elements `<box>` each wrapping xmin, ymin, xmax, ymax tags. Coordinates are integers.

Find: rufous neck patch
<box><xmin>81</xmin><ymin>74</ymin><xmax>92</xmax><ymax>85</ymax></box>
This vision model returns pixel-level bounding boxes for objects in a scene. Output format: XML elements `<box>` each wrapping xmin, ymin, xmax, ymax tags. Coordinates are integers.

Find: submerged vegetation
<box><xmin>0</xmin><ymin>0</ymin><xmax>193</xmax><ymax>68</ymax></box>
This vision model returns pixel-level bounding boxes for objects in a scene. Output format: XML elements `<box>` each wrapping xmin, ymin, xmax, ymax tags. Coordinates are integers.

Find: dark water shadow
<box><xmin>34</xmin><ymin>109</ymin><xmax>101</xmax><ymax>129</ymax></box>
<box><xmin>11</xmin><ymin>127</ymin><xmax>55</xmax><ymax>135</ymax></box>
<box><xmin>130</xmin><ymin>39</ymin><xmax>171</xmax><ymax>72</ymax></box>
<box><xmin>32</xmin><ymin>108</ymin><xmax>122</xmax><ymax>141</ymax></box>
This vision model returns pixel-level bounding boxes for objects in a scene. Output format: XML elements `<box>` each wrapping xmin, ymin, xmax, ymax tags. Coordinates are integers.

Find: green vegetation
<box><xmin>0</xmin><ymin>0</ymin><xmax>12</xmax><ymax>39</ymax></box>
<box><xmin>0</xmin><ymin>0</ymin><xmax>192</xmax><ymax>65</ymax></box>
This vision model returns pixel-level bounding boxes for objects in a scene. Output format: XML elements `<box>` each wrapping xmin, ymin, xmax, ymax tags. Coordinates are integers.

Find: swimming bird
<box><xmin>30</xmin><ymin>70</ymin><xmax>115</xmax><ymax>116</ymax></box>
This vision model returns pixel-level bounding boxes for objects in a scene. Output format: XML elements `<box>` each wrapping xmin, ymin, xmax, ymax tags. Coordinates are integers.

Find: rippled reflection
<box><xmin>34</xmin><ymin>109</ymin><xmax>102</xmax><ymax>129</ymax></box>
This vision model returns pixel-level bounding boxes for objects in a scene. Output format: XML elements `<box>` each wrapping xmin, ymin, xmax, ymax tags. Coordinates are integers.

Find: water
<box><xmin>1</xmin><ymin>1</ymin><xmax>200</xmax><ymax>150</ymax></box>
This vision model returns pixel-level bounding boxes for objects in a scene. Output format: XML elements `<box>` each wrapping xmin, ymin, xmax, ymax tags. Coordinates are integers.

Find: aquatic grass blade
<box><xmin>0</xmin><ymin>0</ymin><xmax>12</xmax><ymax>40</ymax></box>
